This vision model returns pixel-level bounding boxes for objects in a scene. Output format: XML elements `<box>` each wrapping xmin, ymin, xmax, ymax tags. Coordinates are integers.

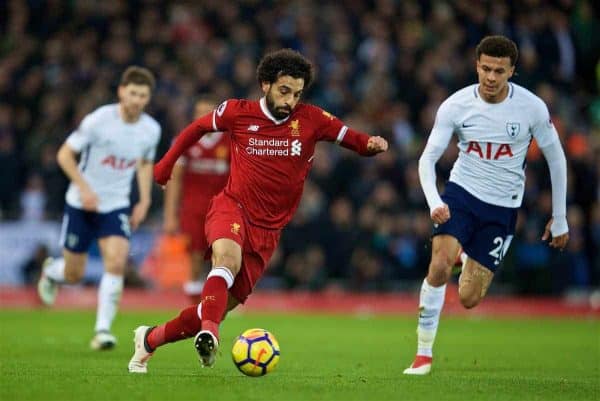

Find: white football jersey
<box><xmin>428</xmin><ymin>83</ymin><xmax>559</xmax><ymax>208</ymax></box>
<box><xmin>65</xmin><ymin>104</ymin><xmax>161</xmax><ymax>212</ymax></box>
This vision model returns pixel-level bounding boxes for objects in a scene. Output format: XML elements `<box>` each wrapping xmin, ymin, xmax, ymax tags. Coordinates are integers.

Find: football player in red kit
<box><xmin>163</xmin><ymin>97</ymin><xmax>230</xmax><ymax>304</ymax></box>
<box><xmin>129</xmin><ymin>49</ymin><xmax>388</xmax><ymax>373</ymax></box>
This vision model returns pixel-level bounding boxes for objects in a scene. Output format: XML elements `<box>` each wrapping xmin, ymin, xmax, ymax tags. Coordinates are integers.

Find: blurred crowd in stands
<box><xmin>1</xmin><ymin>0</ymin><xmax>598</xmax><ymax>295</ymax></box>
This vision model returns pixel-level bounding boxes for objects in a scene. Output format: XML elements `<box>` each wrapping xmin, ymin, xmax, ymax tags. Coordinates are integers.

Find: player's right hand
<box><xmin>367</xmin><ymin>136</ymin><xmax>389</xmax><ymax>153</ymax></box>
<box><xmin>153</xmin><ymin>161</ymin><xmax>172</xmax><ymax>186</ymax></box>
<box><xmin>430</xmin><ymin>204</ymin><xmax>450</xmax><ymax>225</ymax></box>
<box><xmin>542</xmin><ymin>218</ymin><xmax>569</xmax><ymax>250</ymax></box>
<box><xmin>80</xmin><ymin>187</ymin><xmax>99</xmax><ymax>211</ymax></box>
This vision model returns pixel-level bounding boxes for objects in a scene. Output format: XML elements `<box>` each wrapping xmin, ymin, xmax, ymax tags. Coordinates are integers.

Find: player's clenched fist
<box><xmin>430</xmin><ymin>204</ymin><xmax>450</xmax><ymax>225</ymax></box>
<box><xmin>367</xmin><ymin>136</ymin><xmax>388</xmax><ymax>153</ymax></box>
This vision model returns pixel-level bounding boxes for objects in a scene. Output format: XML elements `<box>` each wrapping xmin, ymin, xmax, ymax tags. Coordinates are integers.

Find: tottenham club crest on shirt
<box><xmin>506</xmin><ymin>122</ymin><xmax>520</xmax><ymax>138</ymax></box>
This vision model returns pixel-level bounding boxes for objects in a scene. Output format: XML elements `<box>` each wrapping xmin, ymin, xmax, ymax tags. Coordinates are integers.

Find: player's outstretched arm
<box><xmin>312</xmin><ymin>105</ymin><xmax>387</xmax><ymax>156</ymax></box>
<box><xmin>333</xmin><ymin>128</ymin><xmax>388</xmax><ymax>156</ymax></box>
<box><xmin>154</xmin><ymin>113</ymin><xmax>215</xmax><ymax>185</ymax></box>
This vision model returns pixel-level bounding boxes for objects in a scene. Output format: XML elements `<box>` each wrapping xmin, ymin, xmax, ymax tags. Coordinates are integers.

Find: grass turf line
<box><xmin>0</xmin><ymin>310</ymin><xmax>598</xmax><ymax>401</ymax></box>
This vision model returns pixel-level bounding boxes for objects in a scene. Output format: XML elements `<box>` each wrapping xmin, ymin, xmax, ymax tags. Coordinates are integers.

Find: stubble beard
<box><xmin>266</xmin><ymin>93</ymin><xmax>291</xmax><ymax>120</ymax></box>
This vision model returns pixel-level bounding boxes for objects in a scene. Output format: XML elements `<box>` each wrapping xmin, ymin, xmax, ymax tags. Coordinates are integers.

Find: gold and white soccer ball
<box><xmin>231</xmin><ymin>328</ymin><xmax>280</xmax><ymax>377</ymax></box>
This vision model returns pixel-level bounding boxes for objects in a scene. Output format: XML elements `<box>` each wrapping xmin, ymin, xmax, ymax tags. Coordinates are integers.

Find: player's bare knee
<box><xmin>458</xmin><ymin>288</ymin><xmax>481</xmax><ymax>309</ymax></box>
<box><xmin>64</xmin><ymin>267</ymin><xmax>85</xmax><ymax>283</ymax></box>
<box><xmin>459</xmin><ymin>267</ymin><xmax>492</xmax><ymax>309</ymax></box>
<box><xmin>104</xmin><ymin>262</ymin><xmax>126</xmax><ymax>275</ymax></box>
<box><xmin>210</xmin><ymin>239</ymin><xmax>242</xmax><ymax>274</ymax></box>
<box><xmin>211</xmin><ymin>253</ymin><xmax>241</xmax><ymax>275</ymax></box>
<box><xmin>102</xmin><ymin>254</ymin><xmax>127</xmax><ymax>275</ymax></box>
<box><xmin>427</xmin><ymin>256</ymin><xmax>452</xmax><ymax>286</ymax></box>
<box><xmin>461</xmin><ymin>297</ymin><xmax>480</xmax><ymax>309</ymax></box>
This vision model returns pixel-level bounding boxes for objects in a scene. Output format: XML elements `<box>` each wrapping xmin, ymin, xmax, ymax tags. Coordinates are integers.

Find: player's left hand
<box><xmin>367</xmin><ymin>136</ymin><xmax>388</xmax><ymax>153</ymax></box>
<box><xmin>542</xmin><ymin>218</ymin><xmax>569</xmax><ymax>250</ymax></box>
<box><xmin>130</xmin><ymin>200</ymin><xmax>150</xmax><ymax>231</ymax></box>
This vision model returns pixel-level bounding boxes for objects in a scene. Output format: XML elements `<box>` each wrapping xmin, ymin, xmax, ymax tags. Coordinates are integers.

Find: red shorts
<box><xmin>205</xmin><ymin>192</ymin><xmax>281</xmax><ymax>304</ymax></box>
<box><xmin>180</xmin><ymin>205</ymin><xmax>210</xmax><ymax>252</ymax></box>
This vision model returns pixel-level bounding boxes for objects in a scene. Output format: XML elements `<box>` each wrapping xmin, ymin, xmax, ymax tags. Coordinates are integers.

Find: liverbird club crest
<box><xmin>289</xmin><ymin>119</ymin><xmax>300</xmax><ymax>136</ymax></box>
<box><xmin>506</xmin><ymin>122</ymin><xmax>520</xmax><ymax>138</ymax></box>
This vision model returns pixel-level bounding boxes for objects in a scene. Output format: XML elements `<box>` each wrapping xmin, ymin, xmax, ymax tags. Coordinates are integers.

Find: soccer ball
<box><xmin>231</xmin><ymin>328</ymin><xmax>280</xmax><ymax>377</ymax></box>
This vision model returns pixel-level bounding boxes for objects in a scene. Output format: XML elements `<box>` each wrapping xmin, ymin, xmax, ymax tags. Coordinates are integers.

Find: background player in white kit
<box><xmin>404</xmin><ymin>36</ymin><xmax>569</xmax><ymax>375</ymax></box>
<box><xmin>37</xmin><ymin>66</ymin><xmax>161</xmax><ymax>350</ymax></box>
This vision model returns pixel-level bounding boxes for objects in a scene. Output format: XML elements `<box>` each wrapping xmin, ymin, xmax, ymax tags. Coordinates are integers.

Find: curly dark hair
<box><xmin>256</xmin><ymin>48</ymin><xmax>314</xmax><ymax>89</ymax></box>
<box><xmin>476</xmin><ymin>35</ymin><xmax>519</xmax><ymax>66</ymax></box>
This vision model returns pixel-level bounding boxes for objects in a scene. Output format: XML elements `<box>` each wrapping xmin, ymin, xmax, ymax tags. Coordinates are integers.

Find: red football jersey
<box><xmin>178</xmin><ymin>131</ymin><xmax>230</xmax><ymax>213</ymax></box>
<box><xmin>211</xmin><ymin>98</ymin><xmax>371</xmax><ymax>229</ymax></box>
<box><xmin>154</xmin><ymin>97</ymin><xmax>376</xmax><ymax>230</ymax></box>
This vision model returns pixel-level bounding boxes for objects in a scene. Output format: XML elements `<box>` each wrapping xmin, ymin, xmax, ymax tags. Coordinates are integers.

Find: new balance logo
<box><xmin>247</xmin><ymin>125</ymin><xmax>259</xmax><ymax>131</ymax></box>
<box><xmin>291</xmin><ymin>139</ymin><xmax>302</xmax><ymax>156</ymax></box>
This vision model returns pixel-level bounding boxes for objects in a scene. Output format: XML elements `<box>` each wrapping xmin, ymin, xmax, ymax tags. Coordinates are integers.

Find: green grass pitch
<box><xmin>0</xmin><ymin>309</ymin><xmax>598</xmax><ymax>401</ymax></box>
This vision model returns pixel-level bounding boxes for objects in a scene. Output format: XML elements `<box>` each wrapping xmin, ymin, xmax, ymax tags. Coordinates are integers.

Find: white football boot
<box><xmin>128</xmin><ymin>326</ymin><xmax>154</xmax><ymax>373</ymax></box>
<box><xmin>37</xmin><ymin>257</ymin><xmax>58</xmax><ymax>306</ymax></box>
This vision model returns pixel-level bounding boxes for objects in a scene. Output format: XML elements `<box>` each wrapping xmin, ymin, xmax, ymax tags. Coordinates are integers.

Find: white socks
<box><xmin>44</xmin><ymin>258</ymin><xmax>66</xmax><ymax>282</ymax></box>
<box><xmin>416</xmin><ymin>278</ymin><xmax>446</xmax><ymax>358</ymax></box>
<box><xmin>94</xmin><ymin>272</ymin><xmax>124</xmax><ymax>333</ymax></box>
<box><xmin>44</xmin><ymin>258</ymin><xmax>123</xmax><ymax>334</ymax></box>
<box><xmin>207</xmin><ymin>267</ymin><xmax>234</xmax><ymax>288</ymax></box>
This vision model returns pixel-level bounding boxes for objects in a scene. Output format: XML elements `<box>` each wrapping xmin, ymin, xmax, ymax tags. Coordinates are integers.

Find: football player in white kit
<box><xmin>404</xmin><ymin>36</ymin><xmax>569</xmax><ymax>375</ymax></box>
<box><xmin>37</xmin><ymin>66</ymin><xmax>161</xmax><ymax>350</ymax></box>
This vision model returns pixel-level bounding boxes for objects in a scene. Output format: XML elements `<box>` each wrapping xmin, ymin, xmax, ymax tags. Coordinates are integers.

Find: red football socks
<box><xmin>145</xmin><ymin>276</ymin><xmax>228</xmax><ymax>350</ymax></box>
<box><xmin>199</xmin><ymin>276</ymin><xmax>228</xmax><ymax>339</ymax></box>
<box><xmin>146</xmin><ymin>305</ymin><xmax>202</xmax><ymax>350</ymax></box>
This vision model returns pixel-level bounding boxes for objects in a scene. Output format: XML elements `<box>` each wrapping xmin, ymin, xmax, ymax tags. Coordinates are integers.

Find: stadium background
<box><xmin>0</xmin><ymin>0</ymin><xmax>598</xmax><ymax>301</ymax></box>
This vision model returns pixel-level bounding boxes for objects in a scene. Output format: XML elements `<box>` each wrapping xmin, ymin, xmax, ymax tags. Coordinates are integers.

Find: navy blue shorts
<box><xmin>433</xmin><ymin>182</ymin><xmax>517</xmax><ymax>272</ymax></box>
<box><xmin>59</xmin><ymin>205</ymin><xmax>131</xmax><ymax>253</ymax></box>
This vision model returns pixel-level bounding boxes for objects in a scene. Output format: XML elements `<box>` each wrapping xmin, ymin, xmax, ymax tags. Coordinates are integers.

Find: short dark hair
<box><xmin>256</xmin><ymin>48</ymin><xmax>314</xmax><ymax>89</ymax></box>
<box><xmin>476</xmin><ymin>35</ymin><xmax>519</xmax><ymax>66</ymax></box>
<box><xmin>120</xmin><ymin>66</ymin><xmax>156</xmax><ymax>91</ymax></box>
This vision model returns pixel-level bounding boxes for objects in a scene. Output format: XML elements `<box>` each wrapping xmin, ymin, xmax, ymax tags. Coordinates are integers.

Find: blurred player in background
<box><xmin>128</xmin><ymin>48</ymin><xmax>388</xmax><ymax>373</ymax></box>
<box><xmin>163</xmin><ymin>96</ymin><xmax>230</xmax><ymax>304</ymax></box>
<box><xmin>37</xmin><ymin>66</ymin><xmax>161</xmax><ymax>350</ymax></box>
<box><xmin>404</xmin><ymin>35</ymin><xmax>569</xmax><ymax>375</ymax></box>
